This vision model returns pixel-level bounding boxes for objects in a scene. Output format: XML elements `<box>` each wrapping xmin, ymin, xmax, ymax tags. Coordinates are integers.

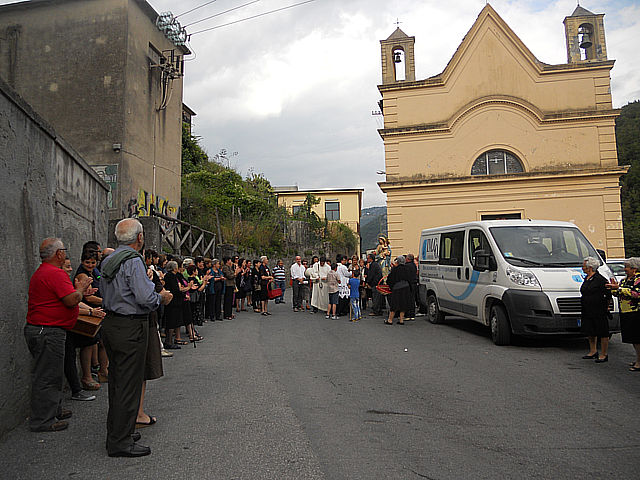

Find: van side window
<box><xmin>468</xmin><ymin>229</ymin><xmax>492</xmax><ymax>262</ymax></box>
<box><xmin>439</xmin><ymin>231</ymin><xmax>464</xmax><ymax>266</ymax></box>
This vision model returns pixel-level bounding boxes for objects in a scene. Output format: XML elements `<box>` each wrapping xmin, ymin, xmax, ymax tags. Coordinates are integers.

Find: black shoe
<box><xmin>108</xmin><ymin>443</ymin><xmax>151</xmax><ymax>458</ymax></box>
<box><xmin>132</xmin><ymin>432</ymin><xmax>141</xmax><ymax>442</ymax></box>
<box><xmin>56</xmin><ymin>409</ymin><xmax>72</xmax><ymax>420</ymax></box>
<box><xmin>595</xmin><ymin>355</ymin><xmax>608</xmax><ymax>363</ymax></box>
<box><xmin>582</xmin><ymin>352</ymin><xmax>598</xmax><ymax>359</ymax></box>
<box><xmin>164</xmin><ymin>343</ymin><xmax>181</xmax><ymax>350</ymax></box>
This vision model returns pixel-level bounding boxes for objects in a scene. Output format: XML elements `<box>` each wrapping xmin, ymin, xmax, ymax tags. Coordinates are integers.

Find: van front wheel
<box><xmin>490</xmin><ymin>304</ymin><xmax>512</xmax><ymax>346</ymax></box>
<box><xmin>427</xmin><ymin>294</ymin><xmax>445</xmax><ymax>324</ymax></box>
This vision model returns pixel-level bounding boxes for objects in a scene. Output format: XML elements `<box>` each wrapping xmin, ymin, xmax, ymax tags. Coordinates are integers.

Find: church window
<box><xmin>471</xmin><ymin>150</ymin><xmax>524</xmax><ymax>176</ymax></box>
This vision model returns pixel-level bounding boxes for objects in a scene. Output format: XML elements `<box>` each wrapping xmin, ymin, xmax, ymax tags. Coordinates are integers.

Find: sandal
<box><xmin>190</xmin><ymin>335</ymin><xmax>203</xmax><ymax>342</ymax></box>
<box><xmin>384</xmin><ymin>321</ymin><xmax>393</xmax><ymax>325</ymax></box>
<box><xmin>81</xmin><ymin>380</ymin><xmax>101</xmax><ymax>391</ymax></box>
<box><xmin>175</xmin><ymin>340</ymin><xmax>188</xmax><ymax>345</ymax></box>
<box><xmin>629</xmin><ymin>365</ymin><xmax>640</xmax><ymax>372</ymax></box>
<box><xmin>135</xmin><ymin>415</ymin><xmax>157</xmax><ymax>428</ymax></box>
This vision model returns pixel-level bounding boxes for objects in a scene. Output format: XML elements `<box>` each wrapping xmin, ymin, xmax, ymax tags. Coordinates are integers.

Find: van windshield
<box><xmin>489</xmin><ymin>226</ymin><xmax>599</xmax><ymax>268</ymax></box>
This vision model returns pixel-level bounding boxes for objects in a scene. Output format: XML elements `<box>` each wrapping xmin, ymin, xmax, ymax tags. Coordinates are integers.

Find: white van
<box><xmin>418</xmin><ymin>220</ymin><xmax>619</xmax><ymax>345</ymax></box>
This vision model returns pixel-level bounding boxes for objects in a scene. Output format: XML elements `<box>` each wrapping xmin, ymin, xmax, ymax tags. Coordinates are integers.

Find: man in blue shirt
<box><xmin>100</xmin><ymin>219</ymin><xmax>172</xmax><ymax>457</ymax></box>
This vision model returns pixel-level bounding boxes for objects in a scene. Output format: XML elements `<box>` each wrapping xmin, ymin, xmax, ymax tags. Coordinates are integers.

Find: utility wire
<box><xmin>184</xmin><ymin>0</ymin><xmax>262</xmax><ymax>27</ymax></box>
<box><xmin>189</xmin><ymin>0</ymin><xmax>317</xmax><ymax>36</ymax></box>
<box><xmin>176</xmin><ymin>0</ymin><xmax>219</xmax><ymax>19</ymax></box>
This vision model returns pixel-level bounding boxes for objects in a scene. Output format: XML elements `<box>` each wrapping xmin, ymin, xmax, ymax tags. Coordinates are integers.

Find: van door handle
<box><xmin>457</xmin><ymin>268</ymin><xmax>461</xmax><ymax>279</ymax></box>
<box><xmin>465</xmin><ymin>267</ymin><xmax>470</xmax><ymax>280</ymax></box>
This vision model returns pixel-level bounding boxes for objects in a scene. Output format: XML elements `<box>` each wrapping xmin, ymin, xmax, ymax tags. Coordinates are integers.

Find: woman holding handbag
<box><xmin>207</xmin><ymin>259</ymin><xmax>225</xmax><ymax>321</ymax></box>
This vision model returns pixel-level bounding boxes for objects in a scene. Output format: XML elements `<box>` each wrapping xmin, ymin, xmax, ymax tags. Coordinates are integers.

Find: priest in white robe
<box><xmin>309</xmin><ymin>256</ymin><xmax>331</xmax><ymax>312</ymax></box>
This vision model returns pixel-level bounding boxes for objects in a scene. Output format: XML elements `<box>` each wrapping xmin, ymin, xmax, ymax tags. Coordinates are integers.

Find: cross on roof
<box><xmin>395</xmin><ymin>18</ymin><xmax>402</xmax><ymax>28</ymax></box>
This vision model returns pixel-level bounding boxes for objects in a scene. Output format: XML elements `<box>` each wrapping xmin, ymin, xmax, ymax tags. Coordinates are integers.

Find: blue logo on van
<box><xmin>421</xmin><ymin>237</ymin><xmax>439</xmax><ymax>261</ymax></box>
<box><xmin>443</xmin><ymin>270</ymin><xmax>480</xmax><ymax>301</ymax></box>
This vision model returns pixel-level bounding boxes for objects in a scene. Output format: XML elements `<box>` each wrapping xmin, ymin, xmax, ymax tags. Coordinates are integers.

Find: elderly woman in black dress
<box><xmin>607</xmin><ymin>257</ymin><xmax>640</xmax><ymax>371</ymax></box>
<box><xmin>580</xmin><ymin>256</ymin><xmax>611</xmax><ymax>362</ymax></box>
<box><xmin>384</xmin><ymin>256</ymin><xmax>413</xmax><ymax>326</ymax></box>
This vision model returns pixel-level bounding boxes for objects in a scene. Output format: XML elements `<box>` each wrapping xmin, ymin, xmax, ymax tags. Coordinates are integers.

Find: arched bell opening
<box><xmin>578</xmin><ymin>23</ymin><xmax>594</xmax><ymax>60</ymax></box>
<box><xmin>393</xmin><ymin>47</ymin><xmax>406</xmax><ymax>81</ymax></box>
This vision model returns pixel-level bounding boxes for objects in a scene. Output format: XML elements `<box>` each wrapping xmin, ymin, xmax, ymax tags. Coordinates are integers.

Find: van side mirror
<box><xmin>473</xmin><ymin>250</ymin><xmax>496</xmax><ymax>272</ymax></box>
<box><xmin>596</xmin><ymin>249</ymin><xmax>606</xmax><ymax>262</ymax></box>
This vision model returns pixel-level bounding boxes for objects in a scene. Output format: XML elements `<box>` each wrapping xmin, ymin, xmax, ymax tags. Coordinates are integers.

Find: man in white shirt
<box><xmin>290</xmin><ymin>256</ymin><xmax>306</xmax><ymax>312</ymax></box>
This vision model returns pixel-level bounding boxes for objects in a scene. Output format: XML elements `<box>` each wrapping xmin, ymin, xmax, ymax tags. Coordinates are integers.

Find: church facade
<box><xmin>377</xmin><ymin>4</ymin><xmax>627</xmax><ymax>257</ymax></box>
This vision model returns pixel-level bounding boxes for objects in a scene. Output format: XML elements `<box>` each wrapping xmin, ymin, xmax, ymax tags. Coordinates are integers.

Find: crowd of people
<box><xmin>24</xmin><ymin>221</ymin><xmax>640</xmax><ymax>458</ymax></box>
<box><xmin>22</xmin><ymin>222</ymin><xmax>417</xmax><ymax>458</ymax></box>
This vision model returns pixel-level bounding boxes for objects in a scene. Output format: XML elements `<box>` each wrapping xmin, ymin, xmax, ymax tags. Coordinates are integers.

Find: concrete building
<box><xmin>276</xmin><ymin>187</ymin><xmax>364</xmax><ymax>255</ymax></box>
<box><xmin>377</xmin><ymin>4</ymin><xmax>627</xmax><ymax>257</ymax></box>
<box><xmin>0</xmin><ymin>76</ymin><xmax>108</xmax><ymax>438</ymax></box>
<box><xmin>0</xmin><ymin>0</ymin><xmax>189</xmax><ymax>220</ymax></box>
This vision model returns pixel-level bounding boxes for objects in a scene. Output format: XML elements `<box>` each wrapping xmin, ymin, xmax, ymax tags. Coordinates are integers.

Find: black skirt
<box><xmin>164</xmin><ymin>303</ymin><xmax>183</xmax><ymax>329</ymax></box>
<box><xmin>389</xmin><ymin>286</ymin><xmax>413</xmax><ymax>312</ymax></box>
<box><xmin>620</xmin><ymin>311</ymin><xmax>640</xmax><ymax>344</ymax></box>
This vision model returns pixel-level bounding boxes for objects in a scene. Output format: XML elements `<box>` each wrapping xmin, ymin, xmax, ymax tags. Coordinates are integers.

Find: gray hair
<box><xmin>396</xmin><ymin>255</ymin><xmax>406</xmax><ymax>265</ymax></box>
<box><xmin>115</xmin><ymin>218</ymin><xmax>143</xmax><ymax>245</ymax></box>
<box><xmin>583</xmin><ymin>256</ymin><xmax>600</xmax><ymax>271</ymax></box>
<box><xmin>40</xmin><ymin>238</ymin><xmax>64</xmax><ymax>259</ymax></box>
<box><xmin>182</xmin><ymin>258</ymin><xmax>194</xmax><ymax>268</ymax></box>
<box><xmin>166</xmin><ymin>260</ymin><xmax>178</xmax><ymax>273</ymax></box>
<box><xmin>625</xmin><ymin>257</ymin><xmax>640</xmax><ymax>270</ymax></box>
<box><xmin>212</xmin><ymin>258</ymin><xmax>220</xmax><ymax>265</ymax></box>
<box><xmin>260</xmin><ymin>256</ymin><xmax>268</xmax><ymax>262</ymax></box>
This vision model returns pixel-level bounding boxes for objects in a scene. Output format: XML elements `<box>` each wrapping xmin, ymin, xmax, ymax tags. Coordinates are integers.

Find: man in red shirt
<box><xmin>24</xmin><ymin>238</ymin><xmax>93</xmax><ymax>432</ymax></box>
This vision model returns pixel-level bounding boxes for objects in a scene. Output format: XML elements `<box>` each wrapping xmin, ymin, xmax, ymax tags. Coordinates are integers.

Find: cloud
<box><xmin>2</xmin><ymin>0</ymin><xmax>637</xmax><ymax>208</ymax></box>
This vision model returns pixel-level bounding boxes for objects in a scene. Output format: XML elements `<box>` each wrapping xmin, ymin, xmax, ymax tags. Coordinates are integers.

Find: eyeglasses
<box><xmin>57</xmin><ymin>248</ymin><xmax>67</xmax><ymax>252</ymax></box>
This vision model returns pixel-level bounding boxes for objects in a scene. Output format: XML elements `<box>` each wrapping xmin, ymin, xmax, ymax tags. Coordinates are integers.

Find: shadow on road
<box><xmin>432</xmin><ymin>315</ymin><xmax>589</xmax><ymax>350</ymax></box>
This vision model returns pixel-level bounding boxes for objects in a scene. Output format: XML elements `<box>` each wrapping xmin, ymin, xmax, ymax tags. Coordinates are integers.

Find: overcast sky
<box><xmin>5</xmin><ymin>0</ymin><xmax>639</xmax><ymax>208</ymax></box>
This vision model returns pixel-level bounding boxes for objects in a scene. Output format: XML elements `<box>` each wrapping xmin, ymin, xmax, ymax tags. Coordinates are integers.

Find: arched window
<box><xmin>471</xmin><ymin>150</ymin><xmax>524</xmax><ymax>176</ymax></box>
<box><xmin>393</xmin><ymin>48</ymin><xmax>406</xmax><ymax>81</ymax></box>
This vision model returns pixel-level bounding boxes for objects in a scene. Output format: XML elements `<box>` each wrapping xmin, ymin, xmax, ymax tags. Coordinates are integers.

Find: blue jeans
<box><xmin>275</xmin><ymin>279</ymin><xmax>286</xmax><ymax>303</ymax></box>
<box><xmin>350</xmin><ymin>298</ymin><xmax>361</xmax><ymax>320</ymax></box>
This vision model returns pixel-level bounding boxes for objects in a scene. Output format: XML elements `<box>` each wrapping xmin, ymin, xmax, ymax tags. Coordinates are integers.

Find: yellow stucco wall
<box><xmin>277</xmin><ymin>191</ymin><xmax>362</xmax><ymax>235</ymax></box>
<box><xmin>384</xmin><ymin>173</ymin><xmax>624</xmax><ymax>258</ymax></box>
<box><xmin>378</xmin><ymin>5</ymin><xmax>626</xmax><ymax>259</ymax></box>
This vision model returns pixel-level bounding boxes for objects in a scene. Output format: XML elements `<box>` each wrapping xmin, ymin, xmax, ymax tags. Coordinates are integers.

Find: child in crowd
<box><xmin>349</xmin><ymin>275</ymin><xmax>361</xmax><ymax>322</ymax></box>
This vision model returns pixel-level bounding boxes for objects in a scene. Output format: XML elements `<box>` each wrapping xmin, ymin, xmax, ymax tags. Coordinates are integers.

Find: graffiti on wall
<box><xmin>92</xmin><ymin>165</ymin><xmax>118</xmax><ymax>209</ymax></box>
<box><xmin>132</xmin><ymin>189</ymin><xmax>179</xmax><ymax>218</ymax></box>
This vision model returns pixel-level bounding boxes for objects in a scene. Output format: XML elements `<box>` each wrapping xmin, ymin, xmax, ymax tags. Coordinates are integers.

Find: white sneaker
<box><xmin>71</xmin><ymin>391</ymin><xmax>96</xmax><ymax>401</ymax></box>
<box><xmin>161</xmin><ymin>349</ymin><xmax>173</xmax><ymax>358</ymax></box>
<box><xmin>325</xmin><ymin>315</ymin><xmax>330</xmax><ymax>319</ymax></box>
<box><xmin>331</xmin><ymin>315</ymin><xmax>337</xmax><ymax>320</ymax></box>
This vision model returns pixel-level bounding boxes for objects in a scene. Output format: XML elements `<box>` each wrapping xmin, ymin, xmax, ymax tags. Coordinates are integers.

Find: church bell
<box><xmin>578</xmin><ymin>27</ymin><xmax>592</xmax><ymax>49</ymax></box>
<box><xmin>394</xmin><ymin>51</ymin><xmax>402</xmax><ymax>63</ymax></box>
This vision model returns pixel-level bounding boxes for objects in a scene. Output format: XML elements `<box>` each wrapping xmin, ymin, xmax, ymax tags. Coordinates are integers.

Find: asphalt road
<box><xmin>2</xmin><ymin>295</ymin><xmax>639</xmax><ymax>479</ymax></box>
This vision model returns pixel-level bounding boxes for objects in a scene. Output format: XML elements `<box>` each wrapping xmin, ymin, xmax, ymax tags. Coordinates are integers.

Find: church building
<box><xmin>377</xmin><ymin>4</ymin><xmax>627</xmax><ymax>257</ymax></box>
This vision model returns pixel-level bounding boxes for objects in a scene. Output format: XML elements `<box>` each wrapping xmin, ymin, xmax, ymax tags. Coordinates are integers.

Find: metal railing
<box><xmin>152</xmin><ymin>211</ymin><xmax>216</xmax><ymax>258</ymax></box>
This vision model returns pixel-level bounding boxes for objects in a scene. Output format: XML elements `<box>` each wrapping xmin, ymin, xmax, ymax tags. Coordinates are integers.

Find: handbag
<box><xmin>267</xmin><ymin>281</ymin><xmax>282</xmax><ymax>299</ymax></box>
<box><xmin>376</xmin><ymin>276</ymin><xmax>391</xmax><ymax>296</ymax></box>
<box><xmin>70</xmin><ymin>314</ymin><xmax>102</xmax><ymax>337</ymax></box>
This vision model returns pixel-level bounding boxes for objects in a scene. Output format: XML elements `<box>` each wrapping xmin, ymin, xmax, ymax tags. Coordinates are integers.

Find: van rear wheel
<box><xmin>427</xmin><ymin>294</ymin><xmax>445</xmax><ymax>324</ymax></box>
<box><xmin>490</xmin><ymin>304</ymin><xmax>512</xmax><ymax>346</ymax></box>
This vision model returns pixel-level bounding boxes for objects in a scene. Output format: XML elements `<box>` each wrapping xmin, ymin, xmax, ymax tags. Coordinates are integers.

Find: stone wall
<box><xmin>0</xmin><ymin>78</ymin><xmax>108</xmax><ymax>439</ymax></box>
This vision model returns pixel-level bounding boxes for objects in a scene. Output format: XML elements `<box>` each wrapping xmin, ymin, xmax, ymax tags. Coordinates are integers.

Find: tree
<box><xmin>617</xmin><ymin>101</ymin><xmax>640</xmax><ymax>256</ymax></box>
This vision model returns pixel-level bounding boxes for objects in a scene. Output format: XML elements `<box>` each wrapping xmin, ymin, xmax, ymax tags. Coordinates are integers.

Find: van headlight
<box><xmin>506</xmin><ymin>266</ymin><xmax>540</xmax><ymax>287</ymax></box>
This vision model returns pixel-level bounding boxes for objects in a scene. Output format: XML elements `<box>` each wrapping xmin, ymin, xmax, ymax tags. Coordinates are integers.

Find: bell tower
<box><xmin>563</xmin><ymin>4</ymin><xmax>608</xmax><ymax>63</ymax></box>
<box><xmin>380</xmin><ymin>27</ymin><xmax>415</xmax><ymax>85</ymax></box>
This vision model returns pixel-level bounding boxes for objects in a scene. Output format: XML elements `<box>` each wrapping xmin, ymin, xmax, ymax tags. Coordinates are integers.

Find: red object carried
<box><xmin>376</xmin><ymin>276</ymin><xmax>391</xmax><ymax>296</ymax></box>
<box><xmin>267</xmin><ymin>281</ymin><xmax>282</xmax><ymax>299</ymax></box>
